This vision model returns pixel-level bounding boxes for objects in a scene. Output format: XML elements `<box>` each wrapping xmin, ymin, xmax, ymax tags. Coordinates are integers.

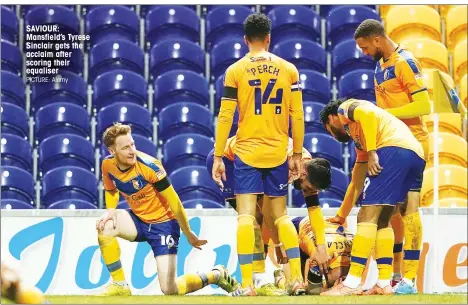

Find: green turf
<box><xmin>47</xmin><ymin>294</ymin><xmax>468</xmax><ymax>304</ymax></box>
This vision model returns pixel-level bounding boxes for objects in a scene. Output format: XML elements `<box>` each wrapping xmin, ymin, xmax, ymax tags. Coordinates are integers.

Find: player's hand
<box><xmin>185</xmin><ymin>230</ymin><xmax>207</xmax><ymax>250</ymax></box>
<box><xmin>367</xmin><ymin>150</ymin><xmax>383</xmax><ymax>176</ymax></box>
<box><xmin>326</xmin><ymin>215</ymin><xmax>345</xmax><ymax>225</ymax></box>
<box><xmin>289</xmin><ymin>153</ymin><xmax>302</xmax><ymax>181</ymax></box>
<box><xmin>212</xmin><ymin>156</ymin><xmax>226</xmax><ymax>189</ymax></box>
<box><xmin>312</xmin><ymin>245</ymin><xmax>329</xmax><ymax>275</ymax></box>
<box><xmin>96</xmin><ymin>208</ymin><xmax>117</xmax><ymax>231</ymax></box>
<box><xmin>275</xmin><ymin>245</ymin><xmax>289</xmax><ymax>264</ymax></box>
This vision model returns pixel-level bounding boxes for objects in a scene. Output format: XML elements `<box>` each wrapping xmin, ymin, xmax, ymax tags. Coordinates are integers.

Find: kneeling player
<box><xmin>97</xmin><ymin>123</ymin><xmax>238</xmax><ymax>296</ymax></box>
<box><xmin>1</xmin><ymin>263</ymin><xmax>46</xmax><ymax>304</ymax></box>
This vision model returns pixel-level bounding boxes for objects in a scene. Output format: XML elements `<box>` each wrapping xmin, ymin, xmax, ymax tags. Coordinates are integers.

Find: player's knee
<box><xmin>98</xmin><ymin>221</ymin><xmax>118</xmax><ymax>237</ymax></box>
<box><xmin>160</xmin><ymin>282</ymin><xmax>178</xmax><ymax>295</ymax></box>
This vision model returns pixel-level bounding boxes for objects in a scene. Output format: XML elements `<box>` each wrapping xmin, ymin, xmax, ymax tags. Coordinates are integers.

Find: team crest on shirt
<box><xmin>384</xmin><ymin>69</ymin><xmax>390</xmax><ymax>81</ymax></box>
<box><xmin>132</xmin><ymin>179</ymin><xmax>142</xmax><ymax>190</ymax></box>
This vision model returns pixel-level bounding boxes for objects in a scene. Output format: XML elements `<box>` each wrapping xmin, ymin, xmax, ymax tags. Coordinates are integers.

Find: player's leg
<box><xmin>1</xmin><ymin>263</ymin><xmax>46</xmax><ymax>304</ymax></box>
<box><xmin>390</xmin><ymin>209</ymin><xmax>404</xmax><ymax>286</ymax></box>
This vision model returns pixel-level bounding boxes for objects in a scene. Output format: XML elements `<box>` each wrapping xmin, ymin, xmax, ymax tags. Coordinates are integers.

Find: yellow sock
<box><xmin>391</xmin><ymin>213</ymin><xmax>404</xmax><ymax>277</ymax></box>
<box><xmin>176</xmin><ymin>271</ymin><xmax>218</xmax><ymax>295</ymax></box>
<box><xmin>98</xmin><ymin>235</ymin><xmax>126</xmax><ymax>283</ymax></box>
<box><xmin>252</xmin><ymin>224</ymin><xmax>266</xmax><ymax>273</ymax></box>
<box><xmin>403</xmin><ymin>211</ymin><xmax>423</xmax><ymax>281</ymax></box>
<box><xmin>376</xmin><ymin>228</ymin><xmax>395</xmax><ymax>287</ymax></box>
<box><xmin>275</xmin><ymin>215</ymin><xmax>302</xmax><ymax>283</ymax></box>
<box><xmin>237</xmin><ymin>215</ymin><xmax>255</xmax><ymax>288</ymax></box>
<box><xmin>349</xmin><ymin>223</ymin><xmax>378</xmax><ymax>278</ymax></box>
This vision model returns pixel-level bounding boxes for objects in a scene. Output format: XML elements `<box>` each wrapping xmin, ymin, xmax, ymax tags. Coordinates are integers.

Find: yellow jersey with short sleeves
<box><xmin>101</xmin><ymin>151</ymin><xmax>175</xmax><ymax>223</ymax></box>
<box><xmin>222</xmin><ymin>51</ymin><xmax>304</xmax><ymax>168</ymax></box>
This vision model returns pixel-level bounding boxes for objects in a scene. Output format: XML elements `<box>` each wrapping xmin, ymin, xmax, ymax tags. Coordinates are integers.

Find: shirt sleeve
<box><xmin>396</xmin><ymin>56</ymin><xmax>427</xmax><ymax>95</ymax></box>
<box><xmin>101</xmin><ymin>161</ymin><xmax>117</xmax><ymax>191</ymax></box>
<box><xmin>355</xmin><ymin>147</ymin><xmax>369</xmax><ymax>163</ymax></box>
<box><xmin>141</xmin><ymin>160</ymin><xmax>167</xmax><ymax>184</ymax></box>
<box><xmin>222</xmin><ymin>65</ymin><xmax>238</xmax><ymax>101</ymax></box>
<box><xmin>289</xmin><ymin>65</ymin><xmax>305</xmax><ymax>154</ymax></box>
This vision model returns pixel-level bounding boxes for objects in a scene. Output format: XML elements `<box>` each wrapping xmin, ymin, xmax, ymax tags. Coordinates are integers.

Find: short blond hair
<box><xmin>103</xmin><ymin>123</ymin><xmax>132</xmax><ymax>148</ymax></box>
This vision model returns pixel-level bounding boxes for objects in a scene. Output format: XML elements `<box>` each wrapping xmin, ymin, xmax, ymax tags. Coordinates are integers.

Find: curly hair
<box><xmin>354</xmin><ymin>19</ymin><xmax>385</xmax><ymax>40</ymax></box>
<box><xmin>244</xmin><ymin>13</ymin><xmax>271</xmax><ymax>41</ymax></box>
<box><xmin>319</xmin><ymin>98</ymin><xmax>347</xmax><ymax>127</ymax></box>
<box><xmin>306</xmin><ymin>158</ymin><xmax>332</xmax><ymax>190</ymax></box>
<box><xmin>102</xmin><ymin>123</ymin><xmax>132</xmax><ymax>148</ymax></box>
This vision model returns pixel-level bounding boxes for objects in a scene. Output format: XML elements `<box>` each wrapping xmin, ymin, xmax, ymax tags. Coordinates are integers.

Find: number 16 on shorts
<box><xmin>160</xmin><ymin>234</ymin><xmax>176</xmax><ymax>248</ymax></box>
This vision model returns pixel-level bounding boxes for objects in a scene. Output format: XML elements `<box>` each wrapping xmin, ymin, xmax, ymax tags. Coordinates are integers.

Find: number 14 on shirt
<box><xmin>249</xmin><ymin>78</ymin><xmax>283</xmax><ymax>115</ymax></box>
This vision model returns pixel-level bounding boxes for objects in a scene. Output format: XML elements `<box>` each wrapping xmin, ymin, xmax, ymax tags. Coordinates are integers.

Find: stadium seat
<box><xmin>438</xmin><ymin>197</ymin><xmax>467</xmax><ymax>208</ymax></box>
<box><xmin>39</xmin><ymin>134</ymin><xmax>94</xmax><ymax>175</ymax></box>
<box><xmin>439</xmin><ymin>5</ymin><xmax>456</xmax><ymax>18</ymax></box>
<box><xmin>421</xmin><ymin>165</ymin><xmax>467</xmax><ymax>207</ymax></box>
<box><xmin>327</xmin><ymin>6</ymin><xmax>380</xmax><ymax>50</ymax></box>
<box><xmin>1</xmin><ymin>134</ymin><xmax>32</xmax><ymax>172</ymax></box>
<box><xmin>117</xmin><ymin>200</ymin><xmax>130</xmax><ymax>209</ymax></box>
<box><xmin>203</xmin><ymin>5</ymin><xmax>254</xmax><ymax>16</ymax></box>
<box><xmin>163</xmin><ymin>134</ymin><xmax>214</xmax><ymax>173</ymax></box>
<box><xmin>47</xmin><ymin>199</ymin><xmax>98</xmax><ymax>209</ymax></box>
<box><xmin>299</xmin><ymin>70</ymin><xmax>331</xmax><ymax>104</ymax></box>
<box><xmin>1</xmin><ymin>199</ymin><xmax>34</xmax><ymax>210</ymax></box>
<box><xmin>89</xmin><ymin>39</ymin><xmax>145</xmax><ymax>83</ymax></box>
<box><xmin>229</xmin><ymin>109</ymin><xmax>240</xmax><ymax>138</ymax></box>
<box><xmin>461</xmin><ymin>74</ymin><xmax>467</xmax><ymax>107</ymax></box>
<box><xmin>1</xmin><ymin>103</ymin><xmax>28</xmax><ymax>139</ymax></box>
<box><xmin>25</xmin><ymin>6</ymin><xmax>79</xmax><ymax>35</ymax></box>
<box><xmin>426</xmin><ymin>132</ymin><xmax>467</xmax><ymax>168</ymax></box>
<box><xmin>214</xmin><ymin>75</ymin><xmax>224</xmax><ymax>114</ymax></box>
<box><xmin>1</xmin><ymin>166</ymin><xmax>35</xmax><ymax>204</ymax></box>
<box><xmin>205</xmin><ymin>6</ymin><xmax>253</xmax><ymax>51</ymax></box>
<box><xmin>453</xmin><ymin>39</ymin><xmax>467</xmax><ymax>83</ymax></box>
<box><xmin>1</xmin><ymin>6</ymin><xmax>18</xmax><ymax>43</ymax></box>
<box><xmin>386</xmin><ymin>5</ymin><xmax>441</xmax><ymax>43</ymax></box>
<box><xmin>446</xmin><ymin>5</ymin><xmax>467</xmax><ymax>50</ymax></box>
<box><xmin>66</xmin><ymin>48</ymin><xmax>84</xmax><ymax>75</ymax></box>
<box><xmin>41</xmin><ymin>166</ymin><xmax>98</xmax><ymax>207</ymax></box>
<box><xmin>22</xmin><ymin>5</ymin><xmax>75</xmax><ymax>17</ymax></box>
<box><xmin>210</xmin><ymin>39</ymin><xmax>248</xmax><ymax>82</ymax></box>
<box><xmin>101</xmin><ymin>134</ymin><xmax>156</xmax><ymax>160</ymax></box>
<box><xmin>272</xmin><ymin>39</ymin><xmax>326</xmax><ymax>73</ymax></box>
<box><xmin>328</xmin><ymin>167</ymin><xmax>349</xmax><ymax>199</ymax></box>
<box><xmin>97</xmin><ymin>102</ymin><xmax>152</xmax><ymax>139</ymax></box>
<box><xmin>30</xmin><ymin>71</ymin><xmax>87</xmax><ymax>112</ymax></box>
<box><xmin>268</xmin><ymin>6</ymin><xmax>321</xmax><ymax>49</ymax></box>
<box><xmin>318</xmin><ymin>190</ymin><xmax>344</xmax><ymax>202</ymax></box>
<box><xmin>320</xmin><ymin>5</ymin><xmax>377</xmax><ymax>18</ymax></box>
<box><xmin>422</xmin><ymin>68</ymin><xmax>455</xmax><ymax>100</ymax></box>
<box><xmin>81</xmin><ymin>5</ymin><xmax>135</xmax><ymax>16</ymax></box>
<box><xmin>1</xmin><ymin>71</ymin><xmax>25</xmax><ymax>108</ymax></box>
<box><xmin>183</xmin><ymin>199</ymin><xmax>224</xmax><ymax>209</ymax></box>
<box><xmin>149</xmin><ymin>40</ymin><xmax>205</xmax><ymax>80</ymax></box>
<box><xmin>85</xmin><ymin>5</ymin><xmax>139</xmax><ymax>47</ymax></box>
<box><xmin>304</xmin><ymin>133</ymin><xmax>344</xmax><ymax>169</ymax></box>
<box><xmin>153</xmin><ymin>70</ymin><xmax>209</xmax><ymax>112</ymax></box>
<box><xmin>347</xmin><ymin>142</ymin><xmax>357</xmax><ymax>168</ymax></box>
<box><xmin>158</xmin><ymin>102</ymin><xmax>214</xmax><ymax>143</ymax></box>
<box><xmin>93</xmin><ymin>70</ymin><xmax>148</xmax><ymax>110</ymax></box>
<box><xmin>169</xmin><ymin>165</ymin><xmax>224</xmax><ymax>203</ymax></box>
<box><xmin>1</xmin><ymin>40</ymin><xmax>22</xmax><ymax>75</ymax></box>
<box><xmin>303</xmin><ymin>102</ymin><xmax>326</xmax><ymax>134</ymax></box>
<box><xmin>338</xmin><ymin>69</ymin><xmax>375</xmax><ymax>101</ymax></box>
<box><xmin>332</xmin><ymin>39</ymin><xmax>375</xmax><ymax>80</ymax></box>
<box><xmin>380</xmin><ymin>4</ymin><xmax>438</xmax><ymax>20</ymax></box>
<box><xmin>423</xmin><ymin>113</ymin><xmax>463</xmax><ymax>136</ymax></box>
<box><xmin>145</xmin><ymin>6</ymin><xmax>200</xmax><ymax>49</ymax></box>
<box><xmin>402</xmin><ymin>39</ymin><xmax>448</xmax><ymax>72</ymax></box>
<box><xmin>261</xmin><ymin>5</ymin><xmax>311</xmax><ymax>15</ymax></box>
<box><xmin>319</xmin><ymin>198</ymin><xmax>343</xmax><ymax>208</ymax></box>
<box><xmin>291</xmin><ymin>189</ymin><xmax>305</xmax><ymax>207</ymax></box>
<box><xmin>35</xmin><ymin>103</ymin><xmax>91</xmax><ymax>142</ymax></box>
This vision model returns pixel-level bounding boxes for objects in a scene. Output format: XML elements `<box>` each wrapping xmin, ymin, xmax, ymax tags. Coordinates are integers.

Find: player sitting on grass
<box><xmin>1</xmin><ymin>262</ymin><xmax>46</xmax><ymax>304</ymax></box>
<box><xmin>96</xmin><ymin>123</ymin><xmax>238</xmax><ymax>296</ymax></box>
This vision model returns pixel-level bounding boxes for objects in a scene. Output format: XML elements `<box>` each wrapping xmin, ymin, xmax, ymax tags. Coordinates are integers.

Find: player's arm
<box><xmin>336</xmin><ymin>162</ymin><xmax>368</xmax><ymax>220</ymax></box>
<box><xmin>289</xmin><ymin>66</ymin><xmax>305</xmax><ymax>154</ymax></box>
<box><xmin>155</xmin><ymin>179</ymin><xmax>191</xmax><ymax>233</ymax></box>
<box><xmin>101</xmin><ymin>163</ymin><xmax>119</xmax><ymax>210</ymax></box>
<box><xmin>303</xmin><ymin>190</ymin><xmax>326</xmax><ymax>246</ymax></box>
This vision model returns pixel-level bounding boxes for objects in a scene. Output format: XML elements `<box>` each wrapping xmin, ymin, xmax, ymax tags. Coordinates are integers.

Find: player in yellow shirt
<box><xmin>319</xmin><ymin>99</ymin><xmax>425</xmax><ymax>296</ymax></box>
<box><xmin>211</xmin><ymin>13</ymin><xmax>305</xmax><ymax>296</ymax></box>
<box><xmin>352</xmin><ymin>19</ymin><xmax>431</xmax><ymax>294</ymax></box>
<box><xmin>96</xmin><ymin>123</ymin><xmax>238</xmax><ymax>296</ymax></box>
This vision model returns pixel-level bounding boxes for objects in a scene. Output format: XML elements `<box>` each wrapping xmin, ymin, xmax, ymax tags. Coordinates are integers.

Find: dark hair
<box><xmin>319</xmin><ymin>98</ymin><xmax>347</xmax><ymax>127</ymax></box>
<box><xmin>354</xmin><ymin>19</ymin><xmax>386</xmax><ymax>40</ymax></box>
<box><xmin>306</xmin><ymin>158</ymin><xmax>332</xmax><ymax>190</ymax></box>
<box><xmin>244</xmin><ymin>13</ymin><xmax>271</xmax><ymax>41</ymax></box>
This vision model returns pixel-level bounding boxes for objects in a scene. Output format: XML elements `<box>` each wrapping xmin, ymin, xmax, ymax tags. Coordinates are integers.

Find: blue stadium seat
<box><xmin>214</xmin><ymin>75</ymin><xmax>224</xmax><ymax>114</ymax></box>
<box><xmin>1</xmin><ymin>40</ymin><xmax>22</xmax><ymax>75</ymax></box>
<box><xmin>141</xmin><ymin>5</ymin><xmax>196</xmax><ymax>17</ymax></box>
<box><xmin>97</xmin><ymin>102</ymin><xmax>152</xmax><ymax>139</ymax></box>
<box><xmin>210</xmin><ymin>39</ymin><xmax>248</xmax><ymax>82</ymax></box>
<box><xmin>39</xmin><ymin>134</ymin><xmax>94</xmax><ymax>175</ymax></box>
<box><xmin>184</xmin><ymin>199</ymin><xmax>224</xmax><ymax>209</ymax></box>
<box><xmin>304</xmin><ymin>133</ymin><xmax>344</xmax><ymax>169</ymax></box>
<box><xmin>47</xmin><ymin>199</ymin><xmax>98</xmax><ymax>209</ymax></box>
<box><xmin>268</xmin><ymin>6</ymin><xmax>321</xmax><ymax>50</ymax></box>
<box><xmin>1</xmin><ymin>166</ymin><xmax>35</xmax><ymax>204</ymax></box>
<box><xmin>303</xmin><ymin>102</ymin><xmax>326</xmax><ymax>134</ymax></box>
<box><xmin>163</xmin><ymin>134</ymin><xmax>214</xmax><ymax>173</ymax></box>
<box><xmin>41</xmin><ymin>166</ymin><xmax>98</xmax><ymax>208</ymax></box>
<box><xmin>89</xmin><ymin>39</ymin><xmax>144</xmax><ymax>83</ymax></box>
<box><xmin>202</xmin><ymin>5</ymin><xmax>254</xmax><ymax>16</ymax></box>
<box><xmin>153</xmin><ymin>70</ymin><xmax>209</xmax><ymax>112</ymax></box>
<box><xmin>318</xmin><ymin>5</ymin><xmax>376</xmax><ymax>18</ymax></box>
<box><xmin>117</xmin><ymin>200</ymin><xmax>130</xmax><ymax>209</ymax></box>
<box><xmin>31</xmin><ymin>71</ymin><xmax>87</xmax><ymax>112</ymax></box>
<box><xmin>81</xmin><ymin>5</ymin><xmax>135</xmax><ymax>16</ymax></box>
<box><xmin>299</xmin><ymin>70</ymin><xmax>331</xmax><ymax>104</ymax></box>
<box><xmin>169</xmin><ymin>165</ymin><xmax>224</xmax><ymax>203</ymax></box>
<box><xmin>35</xmin><ymin>103</ymin><xmax>91</xmax><ymax>143</ymax></box>
<box><xmin>1</xmin><ymin>71</ymin><xmax>25</xmax><ymax>108</ymax></box>
<box><xmin>100</xmin><ymin>134</ymin><xmax>156</xmax><ymax>160</ymax></box>
<box><xmin>1</xmin><ymin>134</ymin><xmax>32</xmax><ymax>172</ymax></box>
<box><xmin>149</xmin><ymin>40</ymin><xmax>205</xmax><ymax>80</ymax></box>
<box><xmin>22</xmin><ymin>5</ymin><xmax>75</xmax><ymax>17</ymax></box>
<box><xmin>1</xmin><ymin>103</ymin><xmax>28</xmax><ymax>139</ymax></box>
<box><xmin>25</xmin><ymin>6</ymin><xmax>79</xmax><ymax>35</ymax></box>
<box><xmin>67</xmin><ymin>48</ymin><xmax>84</xmax><ymax>75</ymax></box>
<box><xmin>292</xmin><ymin>189</ymin><xmax>305</xmax><ymax>207</ymax></box>
<box><xmin>261</xmin><ymin>5</ymin><xmax>312</xmax><ymax>14</ymax></box>
<box><xmin>348</xmin><ymin>141</ymin><xmax>357</xmax><ymax>168</ymax></box>
<box><xmin>332</xmin><ymin>39</ymin><xmax>375</xmax><ymax>80</ymax></box>
<box><xmin>319</xmin><ymin>198</ymin><xmax>342</xmax><ymax>208</ymax></box>
<box><xmin>229</xmin><ymin>110</ymin><xmax>240</xmax><ymax>138</ymax></box>
<box><xmin>205</xmin><ymin>6</ymin><xmax>253</xmax><ymax>51</ymax></box>
<box><xmin>158</xmin><ymin>102</ymin><xmax>214</xmax><ymax>143</ymax></box>
<box><xmin>327</xmin><ymin>167</ymin><xmax>349</xmax><ymax>199</ymax></box>
<box><xmin>85</xmin><ymin>5</ymin><xmax>139</xmax><ymax>47</ymax></box>
<box><xmin>272</xmin><ymin>39</ymin><xmax>326</xmax><ymax>73</ymax></box>
<box><xmin>145</xmin><ymin>6</ymin><xmax>200</xmax><ymax>50</ymax></box>
<box><xmin>1</xmin><ymin>6</ymin><xmax>18</xmax><ymax>43</ymax></box>
<box><xmin>93</xmin><ymin>70</ymin><xmax>148</xmax><ymax>110</ymax></box>
<box><xmin>327</xmin><ymin>6</ymin><xmax>380</xmax><ymax>50</ymax></box>
<box><xmin>1</xmin><ymin>199</ymin><xmax>34</xmax><ymax>210</ymax></box>
<box><xmin>338</xmin><ymin>69</ymin><xmax>375</xmax><ymax>101</ymax></box>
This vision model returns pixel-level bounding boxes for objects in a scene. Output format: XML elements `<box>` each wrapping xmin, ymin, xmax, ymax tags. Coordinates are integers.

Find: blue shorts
<box><xmin>361</xmin><ymin>147</ymin><xmax>426</xmax><ymax>206</ymax></box>
<box><xmin>206</xmin><ymin>149</ymin><xmax>235</xmax><ymax>200</ymax></box>
<box><xmin>292</xmin><ymin>216</ymin><xmax>305</xmax><ymax>233</ymax></box>
<box><xmin>128</xmin><ymin>210</ymin><xmax>180</xmax><ymax>257</ymax></box>
<box><xmin>234</xmin><ymin>155</ymin><xmax>289</xmax><ymax>197</ymax></box>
